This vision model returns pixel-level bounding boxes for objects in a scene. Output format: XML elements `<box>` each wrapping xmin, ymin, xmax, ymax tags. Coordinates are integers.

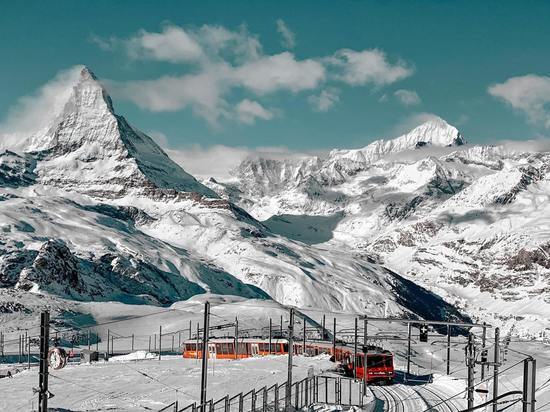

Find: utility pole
<box><xmin>467</xmin><ymin>333</ymin><xmax>475</xmax><ymax>410</ymax></box>
<box><xmin>196</xmin><ymin>323</ymin><xmax>199</xmax><ymax>361</ymax></box>
<box><xmin>481</xmin><ymin>323</ymin><xmax>487</xmax><ymax>380</ymax></box>
<box><xmin>280</xmin><ymin>315</ymin><xmax>283</xmax><ymax>336</ymax></box>
<box><xmin>354</xmin><ymin>318</ymin><xmax>358</xmax><ymax>380</ymax></box>
<box><xmin>302</xmin><ymin>318</ymin><xmax>306</xmax><ymax>355</ymax></box>
<box><xmin>38</xmin><ymin>311</ymin><xmax>50</xmax><ymax>412</ymax></box>
<box><xmin>406</xmin><ymin>322</ymin><xmax>412</xmax><ymax>377</ymax></box>
<box><xmin>446</xmin><ymin>324</ymin><xmax>451</xmax><ymax>375</ymax></box>
<box><xmin>106</xmin><ymin>329</ymin><xmax>110</xmax><ymax>361</ymax></box>
<box><xmin>285</xmin><ymin>308</ymin><xmax>295</xmax><ymax>412</ymax></box>
<box><xmin>492</xmin><ymin>327</ymin><xmax>500</xmax><ymax>412</ymax></box>
<box><xmin>234</xmin><ymin>317</ymin><xmax>239</xmax><ymax>360</ymax></box>
<box><xmin>322</xmin><ymin>315</ymin><xmax>326</xmax><ymax>340</ymax></box>
<box><xmin>27</xmin><ymin>335</ymin><xmax>31</xmax><ymax>369</ymax></box>
<box><xmin>159</xmin><ymin>325</ymin><xmax>162</xmax><ymax>361</ymax></box>
<box><xmin>363</xmin><ymin>317</ymin><xmax>368</xmax><ymax>392</ymax></box>
<box><xmin>269</xmin><ymin>318</ymin><xmax>272</xmax><ymax>355</ymax></box>
<box><xmin>200</xmin><ymin>301</ymin><xmax>210</xmax><ymax>412</ymax></box>
<box><xmin>332</xmin><ymin>318</ymin><xmax>336</xmax><ymax>360</ymax></box>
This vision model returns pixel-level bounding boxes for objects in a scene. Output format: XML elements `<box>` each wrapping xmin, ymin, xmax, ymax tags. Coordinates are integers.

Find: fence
<box><xmin>160</xmin><ymin>375</ymin><xmax>368</xmax><ymax>412</ymax></box>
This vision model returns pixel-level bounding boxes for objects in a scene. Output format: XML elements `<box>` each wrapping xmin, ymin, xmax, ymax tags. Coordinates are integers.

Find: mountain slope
<box><xmin>23</xmin><ymin>66</ymin><xmax>217</xmax><ymax>199</ymax></box>
<box><xmin>209</xmin><ymin>123</ymin><xmax>550</xmax><ymax>336</ymax></box>
<box><xmin>0</xmin><ymin>66</ymin><xmax>468</xmax><ymax>327</ymax></box>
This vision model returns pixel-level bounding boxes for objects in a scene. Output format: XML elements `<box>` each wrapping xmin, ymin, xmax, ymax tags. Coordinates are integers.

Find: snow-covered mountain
<box><xmin>0</xmin><ymin>66</ymin><xmax>469</xmax><ymax>329</ymax></box>
<box><xmin>208</xmin><ymin>120</ymin><xmax>550</xmax><ymax>337</ymax></box>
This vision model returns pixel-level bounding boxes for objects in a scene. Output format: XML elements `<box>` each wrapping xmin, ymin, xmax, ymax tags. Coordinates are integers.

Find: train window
<box><xmin>356</xmin><ymin>355</ymin><xmax>363</xmax><ymax>367</ymax></box>
<box><xmin>270</xmin><ymin>344</ymin><xmax>278</xmax><ymax>353</ymax></box>
<box><xmin>367</xmin><ymin>355</ymin><xmax>385</xmax><ymax>367</ymax></box>
<box><xmin>283</xmin><ymin>344</ymin><xmax>288</xmax><ymax>353</ymax></box>
<box><xmin>385</xmin><ymin>356</ymin><xmax>393</xmax><ymax>368</ymax></box>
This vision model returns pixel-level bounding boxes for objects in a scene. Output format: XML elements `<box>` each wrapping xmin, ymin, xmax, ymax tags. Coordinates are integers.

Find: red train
<box><xmin>182</xmin><ymin>338</ymin><xmax>394</xmax><ymax>384</ymax></box>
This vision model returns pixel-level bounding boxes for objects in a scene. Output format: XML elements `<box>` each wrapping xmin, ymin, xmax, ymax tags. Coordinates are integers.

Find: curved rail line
<box><xmin>369</xmin><ymin>383</ymin><xmax>462</xmax><ymax>412</ymax></box>
<box><xmin>415</xmin><ymin>384</ymin><xmax>461</xmax><ymax>412</ymax></box>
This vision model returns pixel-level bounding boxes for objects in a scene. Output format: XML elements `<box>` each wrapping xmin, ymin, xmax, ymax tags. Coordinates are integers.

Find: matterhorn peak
<box><xmin>79</xmin><ymin>65</ymin><xmax>97</xmax><ymax>80</ymax></box>
<box><xmin>19</xmin><ymin>66</ymin><xmax>217</xmax><ymax>199</ymax></box>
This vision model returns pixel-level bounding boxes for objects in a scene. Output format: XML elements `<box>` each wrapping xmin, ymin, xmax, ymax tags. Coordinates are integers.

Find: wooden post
<box><xmin>269</xmin><ymin>318</ymin><xmax>272</xmax><ymax>355</ymax></box>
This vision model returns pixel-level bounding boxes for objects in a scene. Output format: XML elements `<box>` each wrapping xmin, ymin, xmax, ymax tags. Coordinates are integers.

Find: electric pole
<box><xmin>354</xmin><ymin>318</ymin><xmax>358</xmax><ymax>380</ymax></box>
<box><xmin>446</xmin><ymin>324</ymin><xmax>451</xmax><ymax>375</ymax></box>
<box><xmin>467</xmin><ymin>333</ymin><xmax>475</xmax><ymax>410</ymax></box>
<box><xmin>200</xmin><ymin>301</ymin><xmax>210</xmax><ymax>412</ymax></box>
<box><xmin>492</xmin><ymin>327</ymin><xmax>500</xmax><ymax>412</ymax></box>
<box><xmin>38</xmin><ymin>311</ymin><xmax>50</xmax><ymax>412</ymax></box>
<box><xmin>406</xmin><ymin>322</ymin><xmax>412</xmax><ymax>377</ymax></box>
<box><xmin>286</xmin><ymin>308</ymin><xmax>295</xmax><ymax>412</ymax></box>
<box><xmin>234</xmin><ymin>317</ymin><xmax>239</xmax><ymax>360</ymax></box>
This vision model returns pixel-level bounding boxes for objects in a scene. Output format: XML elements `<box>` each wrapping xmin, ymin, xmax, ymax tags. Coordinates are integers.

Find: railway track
<box><xmin>417</xmin><ymin>385</ymin><xmax>462</xmax><ymax>411</ymax></box>
<box><xmin>369</xmin><ymin>383</ymin><xmax>460</xmax><ymax>411</ymax></box>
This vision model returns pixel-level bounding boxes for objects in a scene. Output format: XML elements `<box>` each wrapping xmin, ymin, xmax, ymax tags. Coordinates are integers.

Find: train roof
<box><xmin>183</xmin><ymin>337</ymin><xmax>289</xmax><ymax>344</ymax></box>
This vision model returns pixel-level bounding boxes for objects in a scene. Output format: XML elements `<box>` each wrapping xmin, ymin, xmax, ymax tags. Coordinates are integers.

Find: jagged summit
<box><xmin>328</xmin><ymin>117</ymin><xmax>465</xmax><ymax>165</ymax></box>
<box><xmin>20</xmin><ymin>66</ymin><xmax>217</xmax><ymax>199</ymax></box>
<box><xmin>402</xmin><ymin>117</ymin><xmax>466</xmax><ymax>148</ymax></box>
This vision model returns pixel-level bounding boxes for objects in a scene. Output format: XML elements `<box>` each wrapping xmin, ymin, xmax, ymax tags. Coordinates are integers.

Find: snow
<box><xmin>1</xmin><ymin>302</ymin><xmax>547</xmax><ymax>412</ymax></box>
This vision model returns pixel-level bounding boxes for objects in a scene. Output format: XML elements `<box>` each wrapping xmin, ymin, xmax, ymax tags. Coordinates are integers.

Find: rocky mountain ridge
<box><xmin>208</xmin><ymin>121</ymin><xmax>550</xmax><ymax>337</ymax></box>
<box><xmin>0</xmin><ymin>66</ymin><xmax>468</xmax><ymax>328</ymax></box>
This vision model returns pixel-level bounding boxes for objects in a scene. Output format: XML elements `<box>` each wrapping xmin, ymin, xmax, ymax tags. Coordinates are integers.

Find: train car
<box><xmin>340</xmin><ymin>347</ymin><xmax>394</xmax><ymax>384</ymax></box>
<box><xmin>182</xmin><ymin>337</ymin><xmax>394</xmax><ymax>384</ymax></box>
<box><xmin>182</xmin><ymin>338</ymin><xmax>288</xmax><ymax>359</ymax></box>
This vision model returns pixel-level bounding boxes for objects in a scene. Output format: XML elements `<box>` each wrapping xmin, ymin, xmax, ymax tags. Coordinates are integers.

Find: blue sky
<box><xmin>1</xmin><ymin>0</ymin><xmax>550</xmax><ymax>160</ymax></box>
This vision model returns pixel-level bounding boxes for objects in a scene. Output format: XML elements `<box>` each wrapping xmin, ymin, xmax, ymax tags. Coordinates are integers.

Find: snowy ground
<box><xmin>1</xmin><ymin>297</ymin><xmax>549</xmax><ymax>411</ymax></box>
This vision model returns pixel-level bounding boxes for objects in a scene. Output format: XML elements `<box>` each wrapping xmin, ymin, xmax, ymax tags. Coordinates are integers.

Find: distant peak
<box><xmin>402</xmin><ymin>116</ymin><xmax>466</xmax><ymax>147</ymax></box>
<box><xmin>79</xmin><ymin>65</ymin><xmax>98</xmax><ymax>81</ymax></box>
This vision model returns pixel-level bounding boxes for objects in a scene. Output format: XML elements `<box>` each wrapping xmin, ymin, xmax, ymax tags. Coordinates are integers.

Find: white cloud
<box><xmin>109</xmin><ymin>70</ymin><xmax>229</xmax><ymax>125</ymax></box>
<box><xmin>165</xmin><ymin>144</ymin><xmax>325</xmax><ymax>180</ymax></box>
<box><xmin>328</xmin><ymin>49</ymin><xmax>413</xmax><ymax>86</ymax></box>
<box><xmin>125</xmin><ymin>25</ymin><xmax>204</xmax><ymax>63</ymax></box>
<box><xmin>91</xmin><ymin>25</ymin><xmax>414</xmax><ymax>127</ymax></box>
<box><xmin>276</xmin><ymin>19</ymin><xmax>296</xmax><ymax>49</ymax></box>
<box><xmin>488</xmin><ymin>74</ymin><xmax>550</xmax><ymax>128</ymax></box>
<box><xmin>308</xmin><ymin>88</ymin><xmax>340</xmax><ymax>112</ymax></box>
<box><xmin>109</xmin><ymin>52</ymin><xmax>324</xmax><ymax>125</ymax></box>
<box><xmin>394</xmin><ymin>89</ymin><xmax>421</xmax><ymax>106</ymax></box>
<box><xmin>0</xmin><ymin>65</ymin><xmax>84</xmax><ymax>151</ymax></box>
<box><xmin>233</xmin><ymin>52</ymin><xmax>325</xmax><ymax>94</ymax></box>
<box><xmin>236</xmin><ymin>100</ymin><xmax>273</xmax><ymax>124</ymax></box>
